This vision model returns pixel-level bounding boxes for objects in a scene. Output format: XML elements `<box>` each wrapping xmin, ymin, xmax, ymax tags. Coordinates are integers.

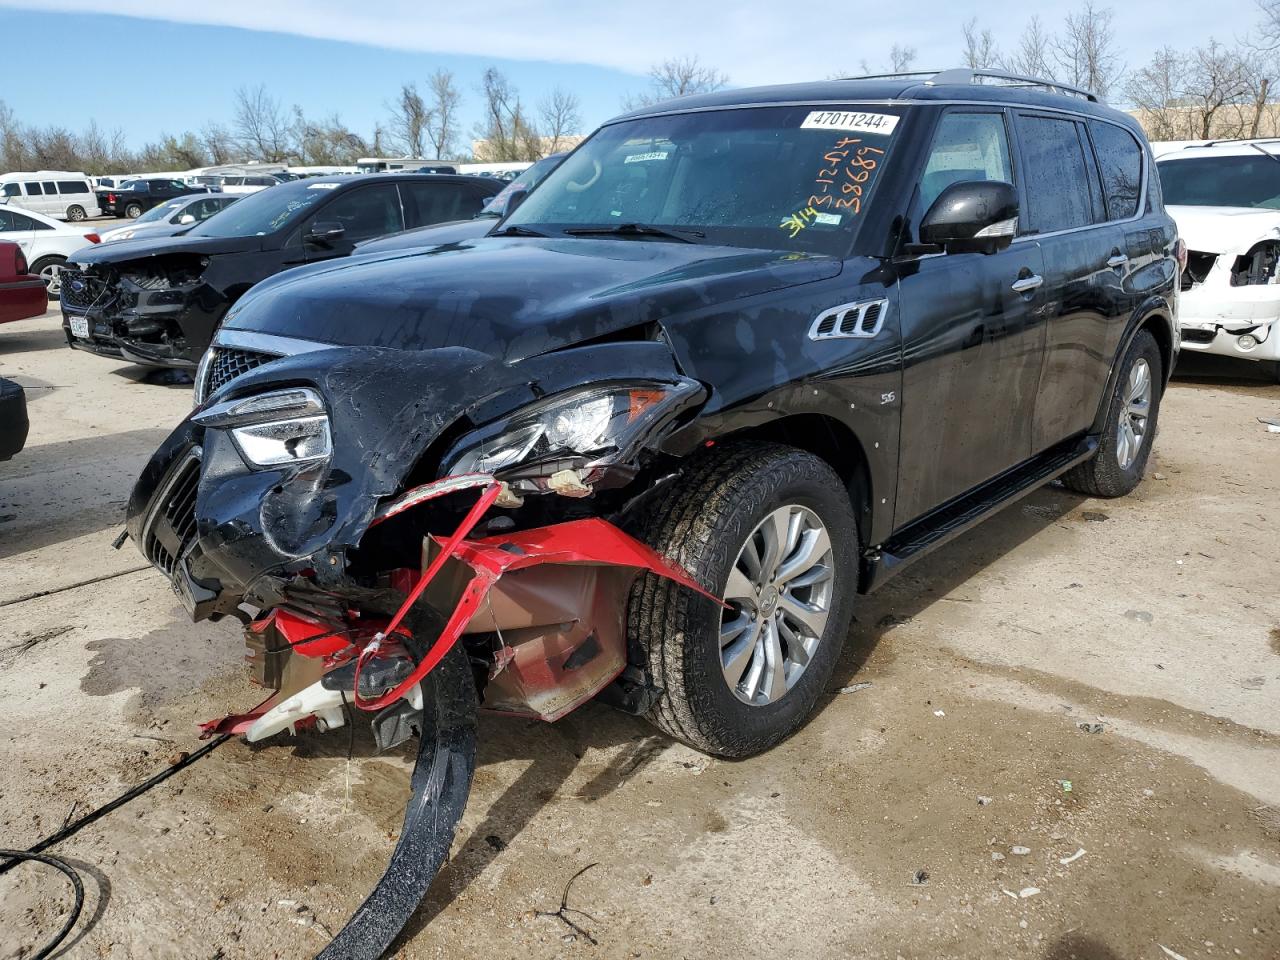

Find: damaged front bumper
<box><xmin>1178</xmin><ymin>282</ymin><xmax>1280</xmax><ymax>361</ymax></box>
<box><xmin>60</xmin><ymin>266</ymin><xmax>224</xmax><ymax>368</ymax></box>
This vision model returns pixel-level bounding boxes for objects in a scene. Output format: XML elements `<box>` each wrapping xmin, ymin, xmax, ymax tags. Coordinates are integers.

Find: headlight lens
<box><xmin>447</xmin><ymin>380</ymin><xmax>701</xmax><ymax>477</ymax></box>
<box><xmin>191</xmin><ymin>386</ymin><xmax>333</xmax><ymax>468</ymax></box>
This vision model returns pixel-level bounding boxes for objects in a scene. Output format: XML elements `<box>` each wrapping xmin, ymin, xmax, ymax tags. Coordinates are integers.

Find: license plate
<box><xmin>70</xmin><ymin>316</ymin><xmax>90</xmax><ymax>338</ymax></box>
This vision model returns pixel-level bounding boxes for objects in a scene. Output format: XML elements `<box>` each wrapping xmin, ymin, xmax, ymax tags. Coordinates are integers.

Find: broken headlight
<box><xmin>445</xmin><ymin>380</ymin><xmax>702</xmax><ymax>478</ymax></box>
<box><xmin>191</xmin><ymin>387</ymin><xmax>333</xmax><ymax>468</ymax></box>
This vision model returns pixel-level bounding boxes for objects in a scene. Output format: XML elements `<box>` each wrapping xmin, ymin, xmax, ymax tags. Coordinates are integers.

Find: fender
<box><xmin>1089</xmin><ymin>294</ymin><xmax>1177</xmax><ymax>436</ymax></box>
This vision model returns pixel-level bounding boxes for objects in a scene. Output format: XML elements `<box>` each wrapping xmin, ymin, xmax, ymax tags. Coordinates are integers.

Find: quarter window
<box><xmin>56</xmin><ymin>180</ymin><xmax>88</xmax><ymax>193</ymax></box>
<box><xmin>918</xmin><ymin>112</ymin><xmax>1013</xmax><ymax>214</ymax></box>
<box><xmin>1089</xmin><ymin>121</ymin><xmax>1143</xmax><ymax>220</ymax></box>
<box><xmin>401</xmin><ymin>183</ymin><xmax>486</xmax><ymax>227</ymax></box>
<box><xmin>1015</xmin><ymin>115</ymin><xmax>1096</xmax><ymax>233</ymax></box>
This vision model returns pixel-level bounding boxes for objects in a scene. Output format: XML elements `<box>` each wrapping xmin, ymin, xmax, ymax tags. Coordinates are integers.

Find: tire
<box><xmin>124</xmin><ymin>202</ymin><xmax>144</xmax><ymax>219</ymax></box>
<box><xmin>30</xmin><ymin>256</ymin><xmax>66</xmax><ymax>301</ymax></box>
<box><xmin>1062</xmin><ymin>329</ymin><xmax>1163</xmax><ymax>498</ymax></box>
<box><xmin>66</xmin><ymin>205</ymin><xmax>86</xmax><ymax>222</ymax></box>
<box><xmin>628</xmin><ymin>442</ymin><xmax>859</xmax><ymax>758</ymax></box>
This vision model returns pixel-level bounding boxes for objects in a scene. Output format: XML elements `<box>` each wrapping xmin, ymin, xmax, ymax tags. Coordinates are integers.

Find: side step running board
<box><xmin>862</xmin><ymin>436</ymin><xmax>1098</xmax><ymax>593</ymax></box>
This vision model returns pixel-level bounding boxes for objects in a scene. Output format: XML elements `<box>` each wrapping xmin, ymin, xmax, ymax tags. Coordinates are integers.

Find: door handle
<box><xmin>1106</xmin><ymin>253</ymin><xmax>1129</xmax><ymax>268</ymax></box>
<box><xmin>1011</xmin><ymin>274</ymin><xmax>1043</xmax><ymax>293</ymax></box>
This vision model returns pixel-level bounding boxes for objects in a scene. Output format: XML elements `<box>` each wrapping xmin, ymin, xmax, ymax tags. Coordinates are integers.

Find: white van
<box><xmin>0</xmin><ymin>171</ymin><xmax>101</xmax><ymax>221</ymax></box>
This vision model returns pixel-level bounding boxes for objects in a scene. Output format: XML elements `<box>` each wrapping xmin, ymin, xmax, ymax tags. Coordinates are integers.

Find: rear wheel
<box><xmin>629</xmin><ymin>442</ymin><xmax>859</xmax><ymax>758</ymax></box>
<box><xmin>30</xmin><ymin>256</ymin><xmax>66</xmax><ymax>301</ymax></box>
<box><xmin>1062</xmin><ymin>329</ymin><xmax>1163</xmax><ymax>498</ymax></box>
<box><xmin>66</xmin><ymin>205</ymin><xmax>86</xmax><ymax>222</ymax></box>
<box><xmin>124</xmin><ymin>201</ymin><xmax>144</xmax><ymax>219</ymax></box>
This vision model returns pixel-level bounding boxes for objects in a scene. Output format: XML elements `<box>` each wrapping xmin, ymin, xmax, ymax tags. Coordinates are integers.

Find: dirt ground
<box><xmin>1</xmin><ymin>307</ymin><xmax>1277</xmax><ymax>960</ymax></box>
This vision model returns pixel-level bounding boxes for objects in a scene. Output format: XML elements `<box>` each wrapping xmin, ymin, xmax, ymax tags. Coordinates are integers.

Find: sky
<box><xmin>0</xmin><ymin>1</ymin><xmax>1267</xmax><ymax>152</ymax></box>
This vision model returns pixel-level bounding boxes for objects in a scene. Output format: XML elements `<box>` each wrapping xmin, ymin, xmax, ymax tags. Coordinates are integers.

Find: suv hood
<box><xmin>1167</xmin><ymin>204</ymin><xmax>1280</xmax><ymax>255</ymax></box>
<box><xmin>222</xmin><ymin>236</ymin><xmax>842</xmax><ymax>362</ymax></box>
<box><xmin>69</xmin><ymin>231</ymin><xmax>262</xmax><ymax>265</ymax></box>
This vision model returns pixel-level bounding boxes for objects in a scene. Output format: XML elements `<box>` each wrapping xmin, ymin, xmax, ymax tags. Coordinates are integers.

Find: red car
<box><xmin>0</xmin><ymin>239</ymin><xmax>47</xmax><ymax>324</ymax></box>
<box><xmin>0</xmin><ymin>239</ymin><xmax>40</xmax><ymax>461</ymax></box>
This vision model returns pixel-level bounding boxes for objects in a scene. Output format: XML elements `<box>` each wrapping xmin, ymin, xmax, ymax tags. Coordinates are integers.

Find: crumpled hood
<box><xmin>222</xmin><ymin>236</ymin><xmax>842</xmax><ymax>362</ymax></box>
<box><xmin>1168</xmin><ymin>205</ymin><xmax>1280</xmax><ymax>255</ymax></box>
<box><xmin>70</xmin><ymin>231</ymin><xmax>261</xmax><ymax>266</ymax></box>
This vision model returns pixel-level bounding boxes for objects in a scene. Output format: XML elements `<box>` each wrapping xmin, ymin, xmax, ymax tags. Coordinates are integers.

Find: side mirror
<box><xmin>177</xmin><ymin>214</ymin><xmax>196</xmax><ymax>224</ymax></box>
<box><xmin>919</xmin><ymin>180</ymin><xmax>1018</xmax><ymax>255</ymax></box>
<box><xmin>502</xmin><ymin>187</ymin><xmax>529</xmax><ymax>217</ymax></box>
<box><xmin>305</xmin><ymin>221</ymin><xmax>346</xmax><ymax>246</ymax></box>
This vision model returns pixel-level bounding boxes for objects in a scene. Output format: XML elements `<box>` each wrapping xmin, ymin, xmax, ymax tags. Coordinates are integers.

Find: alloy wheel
<box><xmin>40</xmin><ymin>262</ymin><xmax>62</xmax><ymax>297</ymax></box>
<box><xmin>720</xmin><ymin>504</ymin><xmax>834</xmax><ymax>706</ymax></box>
<box><xmin>1116</xmin><ymin>357</ymin><xmax>1151</xmax><ymax>470</ymax></box>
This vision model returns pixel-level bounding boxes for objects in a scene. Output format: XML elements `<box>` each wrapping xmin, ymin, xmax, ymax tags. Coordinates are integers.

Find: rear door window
<box><xmin>1088</xmin><ymin>121</ymin><xmax>1143</xmax><ymax>220</ymax></box>
<box><xmin>400</xmin><ymin>182</ymin><xmax>486</xmax><ymax>227</ymax></box>
<box><xmin>42</xmin><ymin>181</ymin><xmax>58</xmax><ymax>194</ymax></box>
<box><xmin>24</xmin><ymin>183</ymin><xmax>44</xmax><ymax>195</ymax></box>
<box><xmin>1014</xmin><ymin>114</ymin><xmax>1098</xmax><ymax>233</ymax></box>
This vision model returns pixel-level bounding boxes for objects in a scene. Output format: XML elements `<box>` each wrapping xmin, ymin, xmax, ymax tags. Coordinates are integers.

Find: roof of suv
<box><xmin>1152</xmin><ymin>139</ymin><xmax>1280</xmax><ymax>160</ymax></box>
<box><xmin>612</xmin><ymin>68</ymin><xmax>1140</xmax><ymax>130</ymax></box>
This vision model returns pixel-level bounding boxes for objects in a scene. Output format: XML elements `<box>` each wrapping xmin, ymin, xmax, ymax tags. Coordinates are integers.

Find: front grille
<box><xmin>59</xmin><ymin>269</ymin><xmax>110</xmax><ymax>310</ymax></box>
<box><xmin>144</xmin><ymin>449</ymin><xmax>202</xmax><ymax>576</ymax></box>
<box><xmin>205</xmin><ymin>347</ymin><xmax>277</xmax><ymax>397</ymax></box>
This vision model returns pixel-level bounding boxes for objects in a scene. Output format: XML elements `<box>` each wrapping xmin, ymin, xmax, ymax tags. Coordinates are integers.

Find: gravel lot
<box><xmin>1</xmin><ymin>305</ymin><xmax>1278</xmax><ymax>960</ymax></box>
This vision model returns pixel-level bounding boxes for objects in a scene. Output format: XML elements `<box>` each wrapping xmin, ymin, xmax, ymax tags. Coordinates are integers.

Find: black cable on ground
<box><xmin>0</xmin><ymin>733</ymin><xmax>231</xmax><ymax>958</ymax></box>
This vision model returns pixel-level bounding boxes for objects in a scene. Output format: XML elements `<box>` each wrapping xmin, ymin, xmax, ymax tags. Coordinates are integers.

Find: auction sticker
<box><xmin>801</xmin><ymin>111</ymin><xmax>899</xmax><ymax>135</ymax></box>
<box><xmin>625</xmin><ymin>151</ymin><xmax>669</xmax><ymax>163</ymax></box>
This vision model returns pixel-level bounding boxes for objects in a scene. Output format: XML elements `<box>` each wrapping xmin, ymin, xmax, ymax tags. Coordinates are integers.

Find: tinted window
<box><xmin>57</xmin><ymin>180</ymin><xmax>88</xmax><ymax>193</ymax></box>
<box><xmin>0</xmin><ymin>210</ymin><xmax>16</xmax><ymax>230</ymax></box>
<box><xmin>1157</xmin><ymin>155</ymin><xmax>1280</xmax><ymax>208</ymax></box>
<box><xmin>402</xmin><ymin>182</ymin><xmax>485</xmax><ymax>227</ymax></box>
<box><xmin>190</xmin><ymin>181</ymin><xmax>334</xmax><ymax>237</ymax></box>
<box><xmin>1016</xmin><ymin>115</ymin><xmax>1095</xmax><ymax>233</ymax></box>
<box><xmin>2</xmin><ymin>184</ymin><xmax>18</xmax><ymax>197</ymax></box>
<box><xmin>918</xmin><ymin>111</ymin><xmax>1013</xmax><ymax>214</ymax></box>
<box><xmin>24</xmin><ymin>183</ymin><xmax>44</xmax><ymax>195</ymax></box>
<box><xmin>0</xmin><ymin>210</ymin><xmax>37</xmax><ymax>230</ymax></box>
<box><xmin>313</xmin><ymin>185</ymin><xmax>404</xmax><ymax>242</ymax></box>
<box><xmin>41</xmin><ymin>181</ymin><xmax>58</xmax><ymax>194</ymax></box>
<box><xmin>1090</xmin><ymin>122</ymin><xmax>1142</xmax><ymax>219</ymax></box>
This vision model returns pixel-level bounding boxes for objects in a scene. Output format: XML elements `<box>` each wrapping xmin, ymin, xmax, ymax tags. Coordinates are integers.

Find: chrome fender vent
<box><xmin>808</xmin><ymin>298</ymin><xmax>888</xmax><ymax>341</ymax></box>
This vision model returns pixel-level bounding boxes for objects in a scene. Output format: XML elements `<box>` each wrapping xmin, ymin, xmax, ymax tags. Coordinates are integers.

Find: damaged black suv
<box><xmin>126</xmin><ymin>69</ymin><xmax>1177</xmax><ymax>956</ymax></box>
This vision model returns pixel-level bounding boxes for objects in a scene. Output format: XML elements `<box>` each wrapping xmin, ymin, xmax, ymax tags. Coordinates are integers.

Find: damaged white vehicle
<box><xmin>1156</xmin><ymin>140</ymin><xmax>1280</xmax><ymax>378</ymax></box>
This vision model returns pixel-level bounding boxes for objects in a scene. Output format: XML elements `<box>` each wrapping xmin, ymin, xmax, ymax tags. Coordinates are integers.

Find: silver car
<box><xmin>98</xmin><ymin>194</ymin><xmax>238</xmax><ymax>243</ymax></box>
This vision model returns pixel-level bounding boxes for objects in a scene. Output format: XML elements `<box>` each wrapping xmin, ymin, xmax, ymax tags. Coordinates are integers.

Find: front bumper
<box><xmin>61</xmin><ymin>277</ymin><xmax>217</xmax><ymax>368</ymax></box>
<box><xmin>1179</xmin><ymin>284</ymin><xmax>1280</xmax><ymax>361</ymax></box>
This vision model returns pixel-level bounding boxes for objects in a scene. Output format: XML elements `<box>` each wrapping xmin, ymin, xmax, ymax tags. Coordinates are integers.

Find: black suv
<box><xmin>60</xmin><ymin>173</ymin><xmax>503</xmax><ymax>368</ymax></box>
<box><xmin>125</xmin><ymin>68</ymin><xmax>1177</xmax><ymax>956</ymax></box>
<box><xmin>96</xmin><ymin>178</ymin><xmax>209</xmax><ymax>218</ymax></box>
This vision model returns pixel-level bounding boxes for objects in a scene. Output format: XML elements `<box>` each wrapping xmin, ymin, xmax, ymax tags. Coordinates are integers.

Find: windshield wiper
<box><xmin>491</xmin><ymin>224</ymin><xmax>551</xmax><ymax>238</ymax></box>
<box><xmin>562</xmin><ymin>223</ymin><xmax>705</xmax><ymax>243</ymax></box>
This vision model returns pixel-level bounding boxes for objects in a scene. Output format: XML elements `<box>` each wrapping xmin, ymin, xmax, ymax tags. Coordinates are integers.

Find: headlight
<box><xmin>445</xmin><ymin>380</ymin><xmax>703</xmax><ymax>478</ymax></box>
<box><xmin>191</xmin><ymin>387</ymin><xmax>333</xmax><ymax>468</ymax></box>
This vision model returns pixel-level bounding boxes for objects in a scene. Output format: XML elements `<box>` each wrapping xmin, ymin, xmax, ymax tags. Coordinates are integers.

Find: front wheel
<box><xmin>30</xmin><ymin>256</ymin><xmax>66</xmax><ymax>301</ymax></box>
<box><xmin>629</xmin><ymin>443</ymin><xmax>859</xmax><ymax>758</ymax></box>
<box><xmin>1062</xmin><ymin>329</ymin><xmax>1163</xmax><ymax>498</ymax></box>
<box><xmin>124</xmin><ymin>202</ymin><xmax>144</xmax><ymax>219</ymax></box>
<box><xmin>66</xmin><ymin>205</ymin><xmax>86</xmax><ymax>221</ymax></box>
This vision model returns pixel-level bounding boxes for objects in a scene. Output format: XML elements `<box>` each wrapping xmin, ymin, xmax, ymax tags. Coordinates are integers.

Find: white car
<box><xmin>1155</xmin><ymin>140</ymin><xmax>1280</xmax><ymax>377</ymax></box>
<box><xmin>0</xmin><ymin>205</ymin><xmax>100</xmax><ymax>299</ymax></box>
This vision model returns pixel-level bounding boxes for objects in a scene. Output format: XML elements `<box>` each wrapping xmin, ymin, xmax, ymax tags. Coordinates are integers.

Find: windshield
<box><xmin>137</xmin><ymin>199</ymin><xmax>185</xmax><ymax>224</ymax></box>
<box><xmin>1158</xmin><ymin>154</ymin><xmax>1280</xmax><ymax>208</ymax></box>
<box><xmin>504</xmin><ymin>105</ymin><xmax>902</xmax><ymax>254</ymax></box>
<box><xmin>189</xmin><ymin>180</ymin><xmax>336</xmax><ymax>237</ymax></box>
<box><xmin>480</xmin><ymin>155</ymin><xmax>563</xmax><ymax>218</ymax></box>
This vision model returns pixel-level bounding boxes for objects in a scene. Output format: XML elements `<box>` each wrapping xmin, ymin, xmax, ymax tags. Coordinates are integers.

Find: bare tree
<box><xmin>889</xmin><ymin>44</ymin><xmax>917</xmax><ymax>73</ymax></box>
<box><xmin>474</xmin><ymin>67</ymin><xmax>541</xmax><ymax>161</ymax></box>
<box><xmin>624</xmin><ymin>55</ymin><xmax>729</xmax><ymax>108</ymax></box>
<box><xmin>425</xmin><ymin>69</ymin><xmax>462</xmax><ymax>159</ymax></box>
<box><xmin>232</xmin><ymin>84</ymin><xmax>292</xmax><ymax>161</ymax></box>
<box><xmin>387</xmin><ymin>83</ymin><xmax>428</xmax><ymax>157</ymax></box>
<box><xmin>1001</xmin><ymin>16</ymin><xmax>1056</xmax><ymax>79</ymax></box>
<box><xmin>1125</xmin><ymin>47</ymin><xmax>1189</xmax><ymax>140</ymax></box>
<box><xmin>1184</xmin><ymin>40</ymin><xmax>1256</xmax><ymax>138</ymax></box>
<box><xmin>1053</xmin><ymin>2</ymin><xmax>1122</xmax><ymax>97</ymax></box>
<box><xmin>539</xmin><ymin>88</ymin><xmax>581</xmax><ymax>154</ymax></box>
<box><xmin>962</xmin><ymin>18</ymin><xmax>999</xmax><ymax>69</ymax></box>
<box><xmin>200</xmin><ymin>122</ymin><xmax>236</xmax><ymax>165</ymax></box>
<box><xmin>293</xmin><ymin>109</ymin><xmax>370</xmax><ymax>164</ymax></box>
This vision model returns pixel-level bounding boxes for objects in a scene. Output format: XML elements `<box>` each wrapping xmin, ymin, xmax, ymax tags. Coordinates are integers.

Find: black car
<box><xmin>96</xmin><ymin>178</ymin><xmax>209</xmax><ymax>218</ymax></box>
<box><xmin>60</xmin><ymin>173</ymin><xmax>504</xmax><ymax>368</ymax></box>
<box><xmin>0</xmin><ymin>377</ymin><xmax>27</xmax><ymax>462</ymax></box>
<box><xmin>126</xmin><ymin>69</ymin><xmax>1177</xmax><ymax>955</ymax></box>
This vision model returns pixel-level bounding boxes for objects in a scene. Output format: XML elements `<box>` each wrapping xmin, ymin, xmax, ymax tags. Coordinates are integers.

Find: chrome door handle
<box><xmin>1011</xmin><ymin>275</ymin><xmax>1043</xmax><ymax>293</ymax></box>
<box><xmin>1106</xmin><ymin>253</ymin><xmax>1129</xmax><ymax>268</ymax></box>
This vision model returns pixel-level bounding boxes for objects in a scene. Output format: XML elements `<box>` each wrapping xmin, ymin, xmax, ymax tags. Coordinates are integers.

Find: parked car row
<box><xmin>99</xmin><ymin>195</ymin><xmax>239</xmax><ymax>243</ymax></box>
<box><xmin>96</xmin><ymin>178</ymin><xmax>212</xmax><ymax>218</ymax></box>
<box><xmin>0</xmin><ymin>206</ymin><xmax>100</xmax><ymax>298</ymax></box>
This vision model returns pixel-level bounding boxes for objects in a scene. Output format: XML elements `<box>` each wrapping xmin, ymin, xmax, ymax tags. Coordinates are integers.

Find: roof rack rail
<box><xmin>1193</xmin><ymin>136</ymin><xmax>1280</xmax><ymax>147</ymax></box>
<box><xmin>839</xmin><ymin>67</ymin><xmax>1101</xmax><ymax>103</ymax></box>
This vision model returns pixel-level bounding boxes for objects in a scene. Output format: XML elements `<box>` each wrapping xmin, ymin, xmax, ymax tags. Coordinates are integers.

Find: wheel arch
<box><xmin>1090</xmin><ymin>299</ymin><xmax>1176</xmax><ymax>436</ymax></box>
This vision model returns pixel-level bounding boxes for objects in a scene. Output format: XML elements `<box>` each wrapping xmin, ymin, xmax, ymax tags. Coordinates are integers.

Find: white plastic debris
<box><xmin>933</xmin><ymin>710</ymin><xmax>946</xmax><ymax>718</ymax></box>
<box><xmin>1019</xmin><ymin>887</ymin><xmax>1040</xmax><ymax>898</ymax></box>
<box><xmin>1001</xmin><ymin>888</ymin><xmax>1019</xmax><ymax>900</ymax></box>
<box><xmin>1059</xmin><ymin>848</ymin><xmax>1086</xmax><ymax>865</ymax></box>
<box><xmin>977</xmin><ymin>796</ymin><xmax>994</xmax><ymax>806</ymax></box>
<box><xmin>839</xmin><ymin>682</ymin><xmax>873</xmax><ymax>694</ymax></box>
<box><xmin>1011</xmin><ymin>846</ymin><xmax>1031</xmax><ymax>856</ymax></box>
<box><xmin>991</xmin><ymin>852</ymin><xmax>1005</xmax><ymax>861</ymax></box>
<box><xmin>1158</xmin><ymin>946</ymin><xmax>1189</xmax><ymax>960</ymax></box>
